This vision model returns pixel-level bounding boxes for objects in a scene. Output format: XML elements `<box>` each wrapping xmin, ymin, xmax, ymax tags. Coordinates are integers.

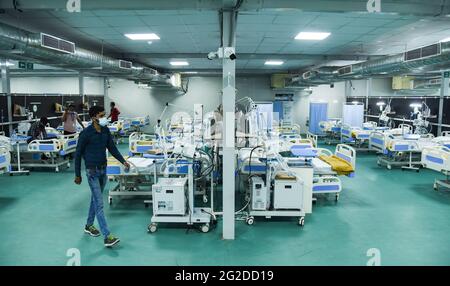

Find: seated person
<box><xmin>27</xmin><ymin>117</ymin><xmax>49</xmax><ymax>143</ymax></box>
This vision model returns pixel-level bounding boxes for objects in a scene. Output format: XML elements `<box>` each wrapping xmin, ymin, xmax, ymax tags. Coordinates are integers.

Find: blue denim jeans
<box><xmin>86</xmin><ymin>166</ymin><xmax>110</xmax><ymax>238</ymax></box>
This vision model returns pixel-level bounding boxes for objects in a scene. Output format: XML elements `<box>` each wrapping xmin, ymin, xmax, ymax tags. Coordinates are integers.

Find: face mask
<box><xmin>98</xmin><ymin>117</ymin><xmax>109</xmax><ymax>127</ymax></box>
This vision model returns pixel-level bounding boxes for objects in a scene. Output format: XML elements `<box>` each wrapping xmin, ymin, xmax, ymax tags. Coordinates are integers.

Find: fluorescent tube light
<box><xmin>264</xmin><ymin>60</ymin><xmax>284</xmax><ymax>66</ymax></box>
<box><xmin>170</xmin><ymin>61</ymin><xmax>189</xmax><ymax>66</ymax></box>
<box><xmin>125</xmin><ymin>33</ymin><xmax>160</xmax><ymax>40</ymax></box>
<box><xmin>295</xmin><ymin>32</ymin><xmax>330</xmax><ymax>40</ymax></box>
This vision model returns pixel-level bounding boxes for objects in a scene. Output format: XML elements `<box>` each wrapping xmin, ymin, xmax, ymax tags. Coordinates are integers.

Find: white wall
<box><xmin>105</xmin><ymin>76</ymin><xmax>276</xmax><ymax>132</ymax></box>
<box><xmin>106</xmin><ymin>76</ymin><xmax>349</xmax><ymax>134</ymax></box>
<box><xmin>9</xmin><ymin>76</ymin><xmax>104</xmax><ymax>94</ymax></box>
<box><xmin>292</xmin><ymin>82</ymin><xmax>347</xmax><ymax>132</ymax></box>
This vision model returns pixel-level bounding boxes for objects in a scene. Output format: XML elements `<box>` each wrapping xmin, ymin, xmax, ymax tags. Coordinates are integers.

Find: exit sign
<box><xmin>444</xmin><ymin>71</ymin><xmax>450</xmax><ymax>78</ymax></box>
<box><xmin>18</xmin><ymin>61</ymin><xmax>34</xmax><ymax>70</ymax></box>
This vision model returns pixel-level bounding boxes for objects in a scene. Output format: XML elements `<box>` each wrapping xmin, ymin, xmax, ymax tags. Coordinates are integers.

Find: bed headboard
<box><xmin>335</xmin><ymin>144</ymin><xmax>356</xmax><ymax>169</ymax></box>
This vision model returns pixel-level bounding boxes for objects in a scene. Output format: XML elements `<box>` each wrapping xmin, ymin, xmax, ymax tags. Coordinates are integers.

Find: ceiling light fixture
<box><xmin>170</xmin><ymin>61</ymin><xmax>189</xmax><ymax>66</ymax></box>
<box><xmin>124</xmin><ymin>33</ymin><xmax>160</xmax><ymax>40</ymax></box>
<box><xmin>264</xmin><ymin>60</ymin><xmax>284</xmax><ymax>66</ymax></box>
<box><xmin>295</xmin><ymin>32</ymin><xmax>331</xmax><ymax>40</ymax></box>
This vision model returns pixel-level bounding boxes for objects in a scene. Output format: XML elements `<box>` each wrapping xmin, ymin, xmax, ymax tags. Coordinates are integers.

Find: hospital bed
<box><xmin>369</xmin><ymin>124</ymin><xmax>413</xmax><ymax>153</ymax></box>
<box><xmin>11</xmin><ymin>133</ymin><xmax>78</xmax><ymax>172</ymax></box>
<box><xmin>319</xmin><ymin>119</ymin><xmax>342</xmax><ymax>144</ymax></box>
<box><xmin>45</xmin><ymin>127</ymin><xmax>61</xmax><ymax>139</ymax></box>
<box><xmin>0</xmin><ymin>145</ymin><xmax>11</xmax><ymax>174</ymax></box>
<box><xmin>129</xmin><ymin>116</ymin><xmax>150</xmax><ymax>132</ymax></box>
<box><xmin>341</xmin><ymin>122</ymin><xmax>391</xmax><ymax>151</ymax></box>
<box><xmin>284</xmin><ymin>144</ymin><xmax>355</xmax><ymax>202</ymax></box>
<box><xmin>238</xmin><ymin>147</ymin><xmax>268</xmax><ymax>175</ymax></box>
<box><xmin>377</xmin><ymin>133</ymin><xmax>438</xmax><ymax>171</ymax></box>
<box><xmin>421</xmin><ymin>146</ymin><xmax>450</xmax><ymax>191</ymax></box>
<box><xmin>128</xmin><ymin>132</ymin><xmax>158</xmax><ymax>155</ymax></box>
<box><xmin>56</xmin><ymin>124</ymin><xmax>84</xmax><ymax>134</ymax></box>
<box><xmin>432</xmin><ymin>131</ymin><xmax>450</xmax><ymax>148</ymax></box>
<box><xmin>107</xmin><ymin>156</ymin><xmax>158</xmax><ymax>206</ymax></box>
<box><xmin>276</xmin><ymin>124</ymin><xmax>301</xmax><ymax>136</ymax></box>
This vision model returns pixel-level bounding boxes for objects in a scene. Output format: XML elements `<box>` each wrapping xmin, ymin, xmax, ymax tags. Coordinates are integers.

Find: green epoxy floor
<box><xmin>1</xmin><ymin>143</ymin><xmax>450</xmax><ymax>266</ymax></box>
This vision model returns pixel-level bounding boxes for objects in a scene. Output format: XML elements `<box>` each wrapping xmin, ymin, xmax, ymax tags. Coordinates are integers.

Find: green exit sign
<box><xmin>18</xmin><ymin>61</ymin><xmax>34</xmax><ymax>70</ymax></box>
<box><xmin>444</xmin><ymin>71</ymin><xmax>450</xmax><ymax>78</ymax></box>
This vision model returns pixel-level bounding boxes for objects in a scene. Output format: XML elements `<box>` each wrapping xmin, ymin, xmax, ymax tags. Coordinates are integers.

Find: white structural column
<box><xmin>222</xmin><ymin>10</ymin><xmax>236</xmax><ymax>240</ymax></box>
<box><xmin>1</xmin><ymin>59</ymin><xmax>12</xmax><ymax>134</ymax></box>
<box><xmin>104</xmin><ymin>77</ymin><xmax>109</xmax><ymax>100</ymax></box>
<box><xmin>79</xmin><ymin>72</ymin><xmax>85</xmax><ymax>120</ymax></box>
<box><xmin>366</xmin><ymin>78</ymin><xmax>372</xmax><ymax>119</ymax></box>
<box><xmin>438</xmin><ymin>71</ymin><xmax>449</xmax><ymax>136</ymax></box>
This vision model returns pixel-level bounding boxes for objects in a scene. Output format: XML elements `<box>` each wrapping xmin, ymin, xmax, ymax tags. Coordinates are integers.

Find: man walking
<box><xmin>74</xmin><ymin>105</ymin><xmax>129</xmax><ymax>248</ymax></box>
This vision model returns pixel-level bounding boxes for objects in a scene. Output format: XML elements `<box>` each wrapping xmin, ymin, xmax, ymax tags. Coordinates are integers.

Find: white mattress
<box><xmin>433</xmin><ymin>136</ymin><xmax>450</xmax><ymax>145</ymax></box>
<box><xmin>416</xmin><ymin>140</ymin><xmax>439</xmax><ymax>151</ymax></box>
<box><xmin>127</xmin><ymin>157</ymin><xmax>155</xmax><ymax>172</ymax></box>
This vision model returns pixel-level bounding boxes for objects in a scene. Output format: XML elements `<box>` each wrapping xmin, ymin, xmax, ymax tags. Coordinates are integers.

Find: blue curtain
<box><xmin>273</xmin><ymin>101</ymin><xmax>283</xmax><ymax>123</ymax></box>
<box><xmin>309</xmin><ymin>102</ymin><xmax>328</xmax><ymax>135</ymax></box>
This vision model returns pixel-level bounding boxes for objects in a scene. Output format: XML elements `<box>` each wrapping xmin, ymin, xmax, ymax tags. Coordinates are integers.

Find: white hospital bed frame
<box><xmin>422</xmin><ymin>146</ymin><xmax>450</xmax><ymax>191</ymax></box>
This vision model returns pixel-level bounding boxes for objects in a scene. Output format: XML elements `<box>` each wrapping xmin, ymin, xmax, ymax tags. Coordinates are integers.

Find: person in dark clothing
<box><xmin>27</xmin><ymin>117</ymin><xmax>50</xmax><ymax>160</ymax></box>
<box><xmin>74</xmin><ymin>105</ymin><xmax>130</xmax><ymax>248</ymax></box>
<box><xmin>107</xmin><ymin>102</ymin><xmax>120</xmax><ymax>123</ymax></box>
<box><xmin>27</xmin><ymin>117</ymin><xmax>48</xmax><ymax>143</ymax></box>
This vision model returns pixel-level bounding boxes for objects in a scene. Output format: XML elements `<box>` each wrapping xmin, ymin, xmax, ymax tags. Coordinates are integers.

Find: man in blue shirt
<box><xmin>74</xmin><ymin>105</ymin><xmax>130</xmax><ymax>248</ymax></box>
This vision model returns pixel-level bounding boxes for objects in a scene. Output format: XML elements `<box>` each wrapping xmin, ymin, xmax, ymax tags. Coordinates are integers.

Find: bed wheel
<box><xmin>335</xmin><ymin>194</ymin><xmax>339</xmax><ymax>202</ymax></box>
<box><xmin>433</xmin><ymin>183</ymin><xmax>438</xmax><ymax>191</ymax></box>
<box><xmin>298</xmin><ymin>217</ymin><xmax>305</xmax><ymax>227</ymax></box>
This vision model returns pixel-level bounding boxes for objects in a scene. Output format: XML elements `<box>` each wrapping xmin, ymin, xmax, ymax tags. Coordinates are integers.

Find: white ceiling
<box><xmin>1</xmin><ymin>9</ymin><xmax>449</xmax><ymax>73</ymax></box>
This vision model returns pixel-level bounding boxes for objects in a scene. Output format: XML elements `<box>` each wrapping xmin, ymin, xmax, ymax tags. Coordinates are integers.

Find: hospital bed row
<box><xmin>237</xmin><ymin>141</ymin><xmax>356</xmax><ymax>203</ymax></box>
<box><xmin>340</xmin><ymin>121</ymin><xmax>391</xmax><ymax>150</ymax></box>
<box><xmin>106</xmin><ymin>146</ymin><xmax>210</xmax><ymax>206</ymax></box>
<box><xmin>374</xmin><ymin>131</ymin><xmax>450</xmax><ymax>171</ymax></box>
<box><xmin>1</xmin><ymin>130</ymin><xmax>79</xmax><ymax>173</ymax></box>
<box><xmin>319</xmin><ymin>119</ymin><xmax>342</xmax><ymax>144</ymax></box>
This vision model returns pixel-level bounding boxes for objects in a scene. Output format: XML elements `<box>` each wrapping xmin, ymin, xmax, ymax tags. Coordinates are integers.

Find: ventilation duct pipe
<box><xmin>289</xmin><ymin>41</ymin><xmax>450</xmax><ymax>87</ymax></box>
<box><xmin>0</xmin><ymin>22</ymin><xmax>176</xmax><ymax>88</ymax></box>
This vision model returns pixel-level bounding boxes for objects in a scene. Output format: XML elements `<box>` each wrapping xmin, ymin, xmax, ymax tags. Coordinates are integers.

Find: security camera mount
<box><xmin>207</xmin><ymin>47</ymin><xmax>236</xmax><ymax>60</ymax></box>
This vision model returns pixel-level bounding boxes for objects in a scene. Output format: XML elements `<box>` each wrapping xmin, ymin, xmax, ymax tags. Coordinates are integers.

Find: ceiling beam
<box><xmin>0</xmin><ymin>0</ymin><xmax>448</xmax><ymax>16</ymax></box>
<box><xmin>123</xmin><ymin>53</ymin><xmax>376</xmax><ymax>61</ymax></box>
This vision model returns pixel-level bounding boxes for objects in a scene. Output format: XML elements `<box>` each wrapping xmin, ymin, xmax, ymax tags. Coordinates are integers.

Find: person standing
<box><xmin>62</xmin><ymin>104</ymin><xmax>84</xmax><ymax>135</ymax></box>
<box><xmin>74</xmin><ymin>105</ymin><xmax>130</xmax><ymax>248</ymax></box>
<box><xmin>107</xmin><ymin>102</ymin><xmax>120</xmax><ymax>123</ymax></box>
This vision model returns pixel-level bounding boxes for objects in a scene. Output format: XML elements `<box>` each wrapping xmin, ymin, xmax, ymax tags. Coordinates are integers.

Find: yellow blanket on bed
<box><xmin>319</xmin><ymin>155</ymin><xmax>354</xmax><ymax>175</ymax></box>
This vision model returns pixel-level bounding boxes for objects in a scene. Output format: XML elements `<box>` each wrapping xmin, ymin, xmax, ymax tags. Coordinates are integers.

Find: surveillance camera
<box><xmin>223</xmin><ymin>47</ymin><xmax>236</xmax><ymax>60</ymax></box>
<box><xmin>207</xmin><ymin>52</ymin><xmax>218</xmax><ymax>60</ymax></box>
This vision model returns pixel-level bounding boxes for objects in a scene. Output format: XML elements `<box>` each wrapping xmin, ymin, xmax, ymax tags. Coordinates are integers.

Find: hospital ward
<box><xmin>0</xmin><ymin>0</ymin><xmax>450</xmax><ymax>268</ymax></box>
